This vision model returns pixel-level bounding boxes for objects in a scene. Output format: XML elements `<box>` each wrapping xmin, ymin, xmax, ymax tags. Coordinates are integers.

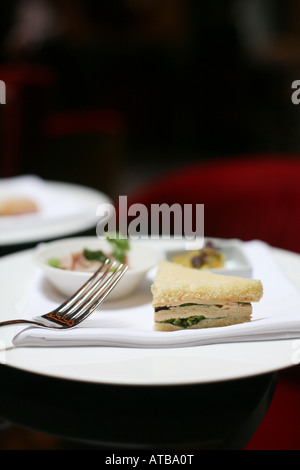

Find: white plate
<box><xmin>0</xmin><ymin>181</ymin><xmax>112</xmax><ymax>246</ymax></box>
<box><xmin>0</xmin><ymin>239</ymin><xmax>300</xmax><ymax>386</ymax></box>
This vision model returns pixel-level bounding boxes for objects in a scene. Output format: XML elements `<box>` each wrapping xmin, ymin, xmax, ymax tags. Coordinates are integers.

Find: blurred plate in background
<box><xmin>0</xmin><ymin>180</ymin><xmax>112</xmax><ymax>246</ymax></box>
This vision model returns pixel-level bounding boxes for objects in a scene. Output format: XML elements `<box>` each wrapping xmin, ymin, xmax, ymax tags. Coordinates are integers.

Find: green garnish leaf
<box><xmin>106</xmin><ymin>231</ymin><xmax>130</xmax><ymax>263</ymax></box>
<box><xmin>161</xmin><ymin>315</ymin><xmax>225</xmax><ymax>328</ymax></box>
<box><xmin>179</xmin><ymin>303</ymin><xmax>223</xmax><ymax>308</ymax></box>
<box><xmin>83</xmin><ymin>248</ymin><xmax>107</xmax><ymax>263</ymax></box>
<box><xmin>48</xmin><ymin>258</ymin><xmax>61</xmax><ymax>268</ymax></box>
<box><xmin>162</xmin><ymin>316</ymin><xmax>206</xmax><ymax>328</ymax></box>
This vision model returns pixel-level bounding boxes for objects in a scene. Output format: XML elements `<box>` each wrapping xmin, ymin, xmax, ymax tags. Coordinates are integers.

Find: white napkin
<box><xmin>0</xmin><ymin>175</ymin><xmax>93</xmax><ymax>229</ymax></box>
<box><xmin>12</xmin><ymin>240</ymin><xmax>300</xmax><ymax>348</ymax></box>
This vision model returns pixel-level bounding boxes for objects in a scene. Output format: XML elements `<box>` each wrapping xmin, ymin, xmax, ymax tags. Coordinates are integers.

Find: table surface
<box><xmin>0</xmin><ymin>362</ymin><xmax>277</xmax><ymax>450</ymax></box>
<box><xmin>0</xmin><ymin>240</ymin><xmax>299</xmax><ymax>449</ymax></box>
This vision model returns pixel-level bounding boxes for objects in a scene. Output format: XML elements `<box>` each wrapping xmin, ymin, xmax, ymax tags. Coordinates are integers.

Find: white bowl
<box><xmin>34</xmin><ymin>236</ymin><xmax>160</xmax><ymax>301</ymax></box>
<box><xmin>165</xmin><ymin>238</ymin><xmax>252</xmax><ymax>278</ymax></box>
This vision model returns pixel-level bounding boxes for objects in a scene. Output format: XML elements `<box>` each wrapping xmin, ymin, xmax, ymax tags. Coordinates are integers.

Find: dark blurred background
<box><xmin>1</xmin><ymin>1</ymin><xmax>300</xmax><ymax>451</ymax></box>
<box><xmin>0</xmin><ymin>0</ymin><xmax>300</xmax><ymax>197</ymax></box>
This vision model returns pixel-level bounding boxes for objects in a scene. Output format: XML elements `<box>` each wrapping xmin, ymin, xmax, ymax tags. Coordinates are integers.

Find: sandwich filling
<box><xmin>154</xmin><ymin>302</ymin><xmax>252</xmax><ymax>330</ymax></box>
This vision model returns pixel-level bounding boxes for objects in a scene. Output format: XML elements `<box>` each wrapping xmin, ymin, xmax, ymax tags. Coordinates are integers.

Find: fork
<box><xmin>0</xmin><ymin>259</ymin><xmax>128</xmax><ymax>329</ymax></box>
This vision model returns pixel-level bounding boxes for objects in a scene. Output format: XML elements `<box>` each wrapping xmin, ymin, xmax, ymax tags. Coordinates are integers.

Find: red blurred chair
<box><xmin>0</xmin><ymin>62</ymin><xmax>56</xmax><ymax>176</ymax></box>
<box><xmin>0</xmin><ymin>62</ymin><xmax>126</xmax><ymax>189</ymax></box>
<box><xmin>125</xmin><ymin>155</ymin><xmax>300</xmax><ymax>254</ymax></box>
<box><xmin>123</xmin><ymin>155</ymin><xmax>300</xmax><ymax>450</ymax></box>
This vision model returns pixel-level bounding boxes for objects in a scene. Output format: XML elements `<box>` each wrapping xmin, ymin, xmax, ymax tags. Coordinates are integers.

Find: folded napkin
<box><xmin>0</xmin><ymin>175</ymin><xmax>94</xmax><ymax>229</ymax></box>
<box><xmin>13</xmin><ymin>240</ymin><xmax>300</xmax><ymax>348</ymax></box>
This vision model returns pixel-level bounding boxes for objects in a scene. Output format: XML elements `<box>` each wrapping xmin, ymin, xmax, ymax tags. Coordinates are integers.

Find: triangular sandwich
<box><xmin>151</xmin><ymin>261</ymin><xmax>263</xmax><ymax>331</ymax></box>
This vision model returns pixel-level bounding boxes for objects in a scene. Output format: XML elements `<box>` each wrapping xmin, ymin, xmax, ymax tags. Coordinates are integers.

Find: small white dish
<box><xmin>165</xmin><ymin>238</ymin><xmax>252</xmax><ymax>278</ymax></box>
<box><xmin>34</xmin><ymin>236</ymin><xmax>161</xmax><ymax>301</ymax></box>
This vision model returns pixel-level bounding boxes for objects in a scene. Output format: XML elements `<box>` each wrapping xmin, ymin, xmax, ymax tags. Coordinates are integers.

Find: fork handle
<box><xmin>0</xmin><ymin>319</ymin><xmax>41</xmax><ymax>327</ymax></box>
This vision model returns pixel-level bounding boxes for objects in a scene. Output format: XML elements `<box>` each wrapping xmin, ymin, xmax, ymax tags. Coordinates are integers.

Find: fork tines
<box><xmin>55</xmin><ymin>260</ymin><xmax>128</xmax><ymax>323</ymax></box>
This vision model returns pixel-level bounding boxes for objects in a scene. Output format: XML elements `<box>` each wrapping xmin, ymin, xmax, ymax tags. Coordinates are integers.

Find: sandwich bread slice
<box><xmin>151</xmin><ymin>261</ymin><xmax>263</xmax><ymax>331</ymax></box>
